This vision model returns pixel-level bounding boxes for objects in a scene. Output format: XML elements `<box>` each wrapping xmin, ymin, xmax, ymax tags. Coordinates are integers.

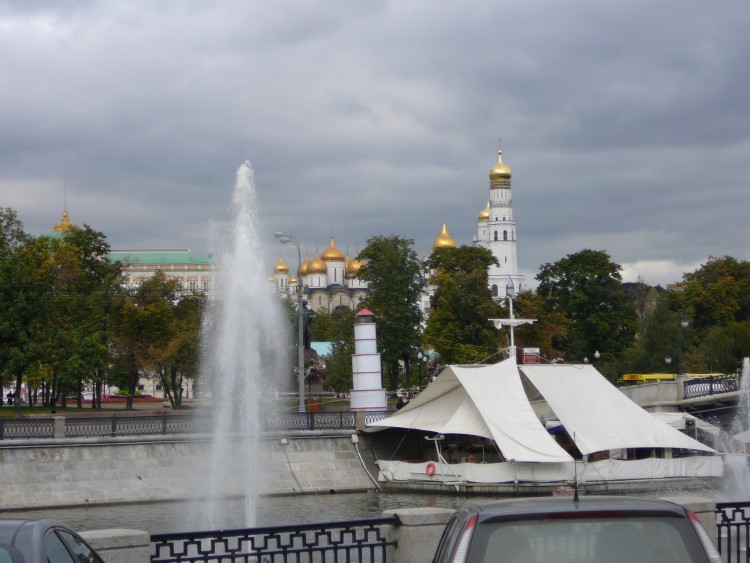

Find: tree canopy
<box><xmin>423</xmin><ymin>246</ymin><xmax>501</xmax><ymax>364</ymax></box>
<box><xmin>356</xmin><ymin>235</ymin><xmax>425</xmax><ymax>390</ymax></box>
<box><xmin>536</xmin><ymin>249</ymin><xmax>638</xmax><ymax>370</ymax></box>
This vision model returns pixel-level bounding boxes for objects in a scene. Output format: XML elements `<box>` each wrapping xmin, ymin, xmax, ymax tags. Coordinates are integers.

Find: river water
<box><xmin>0</xmin><ymin>492</ymin><xmax>496</xmax><ymax>534</ymax></box>
<box><xmin>0</xmin><ymin>485</ymin><xmax>724</xmax><ymax>535</ymax></box>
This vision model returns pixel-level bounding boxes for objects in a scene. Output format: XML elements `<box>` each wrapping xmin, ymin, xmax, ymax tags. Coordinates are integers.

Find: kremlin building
<box><xmin>273</xmin><ymin>148</ymin><xmax>524</xmax><ymax>313</ymax></box>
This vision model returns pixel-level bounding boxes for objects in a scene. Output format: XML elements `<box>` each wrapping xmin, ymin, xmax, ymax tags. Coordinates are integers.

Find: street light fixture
<box><xmin>678</xmin><ymin>318</ymin><xmax>689</xmax><ymax>375</ymax></box>
<box><xmin>274</xmin><ymin>231</ymin><xmax>305</xmax><ymax>413</ymax></box>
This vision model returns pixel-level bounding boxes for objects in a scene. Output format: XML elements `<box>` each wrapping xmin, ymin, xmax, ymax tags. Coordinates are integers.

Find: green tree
<box><xmin>0</xmin><ymin>216</ymin><xmax>52</xmax><ymax>412</ymax></box>
<box><xmin>536</xmin><ymin>249</ymin><xmax>638</xmax><ymax>373</ymax></box>
<box><xmin>513</xmin><ymin>290</ymin><xmax>569</xmax><ymax>362</ymax></box>
<box><xmin>357</xmin><ymin>236</ymin><xmax>425</xmax><ymax>391</ymax></box>
<box><xmin>423</xmin><ymin>246</ymin><xmax>501</xmax><ymax>364</ymax></box>
<box><xmin>316</xmin><ymin>309</ymin><xmax>356</xmax><ymax>392</ymax></box>
<box><xmin>110</xmin><ymin>272</ymin><xmax>181</xmax><ymax>410</ymax></box>
<box><xmin>50</xmin><ymin>226</ymin><xmax>123</xmax><ymax>408</ymax></box>
<box><xmin>0</xmin><ymin>208</ymin><xmax>30</xmax><ymax>406</ymax></box>
<box><xmin>679</xmin><ymin>256</ymin><xmax>750</xmax><ymax>332</ymax></box>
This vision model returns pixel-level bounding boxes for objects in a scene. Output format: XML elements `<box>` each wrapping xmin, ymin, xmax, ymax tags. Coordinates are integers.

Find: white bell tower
<box><xmin>475</xmin><ymin>149</ymin><xmax>524</xmax><ymax>298</ymax></box>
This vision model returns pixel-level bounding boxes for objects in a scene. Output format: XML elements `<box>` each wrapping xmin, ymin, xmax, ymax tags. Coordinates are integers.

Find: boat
<box><xmin>365</xmin><ymin>358</ymin><xmax>722</xmax><ymax>494</ymax></box>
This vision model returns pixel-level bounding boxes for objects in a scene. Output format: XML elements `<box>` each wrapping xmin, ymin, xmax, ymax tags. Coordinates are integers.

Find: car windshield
<box><xmin>470</xmin><ymin>516</ymin><xmax>708</xmax><ymax>563</ymax></box>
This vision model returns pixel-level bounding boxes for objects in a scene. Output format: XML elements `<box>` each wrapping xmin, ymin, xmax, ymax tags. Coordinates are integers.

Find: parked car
<box><xmin>432</xmin><ymin>496</ymin><xmax>722</xmax><ymax>563</ymax></box>
<box><xmin>0</xmin><ymin>519</ymin><xmax>104</xmax><ymax>563</ymax></box>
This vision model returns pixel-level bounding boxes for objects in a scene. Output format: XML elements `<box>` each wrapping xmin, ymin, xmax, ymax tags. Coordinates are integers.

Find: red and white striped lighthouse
<box><xmin>350</xmin><ymin>309</ymin><xmax>387</xmax><ymax>411</ymax></box>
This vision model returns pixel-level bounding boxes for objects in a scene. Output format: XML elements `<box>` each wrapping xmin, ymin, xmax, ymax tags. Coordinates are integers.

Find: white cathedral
<box><xmin>272</xmin><ymin>148</ymin><xmax>524</xmax><ymax>312</ymax></box>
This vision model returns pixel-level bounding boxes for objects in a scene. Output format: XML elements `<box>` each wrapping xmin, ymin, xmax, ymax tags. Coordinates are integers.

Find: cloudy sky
<box><xmin>2</xmin><ymin>0</ymin><xmax>748</xmax><ymax>288</ymax></box>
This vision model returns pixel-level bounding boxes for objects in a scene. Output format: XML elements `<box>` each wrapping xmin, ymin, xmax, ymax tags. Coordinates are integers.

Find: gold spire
<box><xmin>477</xmin><ymin>200</ymin><xmax>490</xmax><ymax>222</ymax></box>
<box><xmin>53</xmin><ymin>172</ymin><xmax>76</xmax><ymax>233</ymax></box>
<box><xmin>432</xmin><ymin>222</ymin><xmax>457</xmax><ymax>250</ymax></box>
<box><xmin>273</xmin><ymin>256</ymin><xmax>290</xmax><ymax>274</ymax></box>
<box><xmin>321</xmin><ymin>237</ymin><xmax>345</xmax><ymax>261</ymax></box>
<box><xmin>307</xmin><ymin>254</ymin><xmax>327</xmax><ymax>274</ymax></box>
<box><xmin>489</xmin><ymin>149</ymin><xmax>512</xmax><ymax>181</ymax></box>
<box><xmin>346</xmin><ymin>256</ymin><xmax>364</xmax><ymax>276</ymax></box>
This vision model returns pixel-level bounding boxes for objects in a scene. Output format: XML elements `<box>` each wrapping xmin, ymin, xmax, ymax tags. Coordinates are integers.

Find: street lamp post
<box><xmin>274</xmin><ymin>231</ymin><xmax>306</xmax><ymax>413</ymax></box>
<box><xmin>678</xmin><ymin>319</ymin><xmax>689</xmax><ymax>375</ymax></box>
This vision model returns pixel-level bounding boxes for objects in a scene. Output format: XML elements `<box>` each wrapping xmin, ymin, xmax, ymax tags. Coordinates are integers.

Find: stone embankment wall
<box><xmin>0</xmin><ymin>430</ymin><xmax>379</xmax><ymax>510</ymax></box>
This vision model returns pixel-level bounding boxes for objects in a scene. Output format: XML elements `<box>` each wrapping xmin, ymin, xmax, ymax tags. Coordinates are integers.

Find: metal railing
<box><xmin>150</xmin><ymin>516</ymin><xmax>400</xmax><ymax>563</ymax></box>
<box><xmin>0</xmin><ymin>418</ymin><xmax>54</xmax><ymax>439</ymax></box>
<box><xmin>716</xmin><ymin>502</ymin><xmax>750</xmax><ymax>562</ymax></box>
<box><xmin>0</xmin><ymin>410</ymin><xmax>392</xmax><ymax>440</ymax></box>
<box><xmin>683</xmin><ymin>375</ymin><xmax>740</xmax><ymax>399</ymax></box>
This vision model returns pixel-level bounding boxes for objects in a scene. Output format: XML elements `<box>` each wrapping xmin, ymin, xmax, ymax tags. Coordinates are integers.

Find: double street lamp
<box><xmin>274</xmin><ymin>231</ymin><xmax>305</xmax><ymax>413</ymax></box>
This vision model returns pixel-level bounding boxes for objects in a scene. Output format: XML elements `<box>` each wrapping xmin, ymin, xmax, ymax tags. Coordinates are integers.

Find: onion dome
<box><xmin>321</xmin><ymin>237</ymin><xmax>345</xmax><ymax>262</ymax></box>
<box><xmin>273</xmin><ymin>257</ymin><xmax>290</xmax><ymax>275</ymax></box>
<box><xmin>477</xmin><ymin>200</ymin><xmax>490</xmax><ymax>222</ymax></box>
<box><xmin>53</xmin><ymin>210</ymin><xmax>75</xmax><ymax>233</ymax></box>
<box><xmin>307</xmin><ymin>255</ymin><xmax>327</xmax><ymax>274</ymax></box>
<box><xmin>300</xmin><ymin>255</ymin><xmax>310</xmax><ymax>276</ymax></box>
<box><xmin>489</xmin><ymin>149</ymin><xmax>512</xmax><ymax>181</ymax></box>
<box><xmin>289</xmin><ymin>276</ymin><xmax>298</xmax><ymax>285</ymax></box>
<box><xmin>432</xmin><ymin>222</ymin><xmax>457</xmax><ymax>250</ymax></box>
<box><xmin>346</xmin><ymin>257</ymin><xmax>364</xmax><ymax>276</ymax></box>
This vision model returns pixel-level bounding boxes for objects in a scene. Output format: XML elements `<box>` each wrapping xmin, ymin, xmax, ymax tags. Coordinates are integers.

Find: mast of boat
<box><xmin>490</xmin><ymin>278</ymin><xmax>536</xmax><ymax>359</ymax></box>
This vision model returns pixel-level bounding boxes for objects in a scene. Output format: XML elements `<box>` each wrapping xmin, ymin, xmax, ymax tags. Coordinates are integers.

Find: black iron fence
<box><xmin>150</xmin><ymin>516</ymin><xmax>400</xmax><ymax>563</ymax></box>
<box><xmin>0</xmin><ymin>410</ymin><xmax>391</xmax><ymax>440</ymax></box>
<box><xmin>683</xmin><ymin>375</ymin><xmax>740</xmax><ymax>399</ymax></box>
<box><xmin>0</xmin><ymin>418</ymin><xmax>53</xmax><ymax>439</ymax></box>
<box><xmin>717</xmin><ymin>502</ymin><xmax>750</xmax><ymax>562</ymax></box>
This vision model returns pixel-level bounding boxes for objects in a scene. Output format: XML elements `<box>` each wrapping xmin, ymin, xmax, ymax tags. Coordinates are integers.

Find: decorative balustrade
<box><xmin>0</xmin><ymin>410</ymin><xmax>391</xmax><ymax>440</ymax></box>
<box><xmin>150</xmin><ymin>516</ymin><xmax>400</xmax><ymax>563</ymax></box>
<box><xmin>716</xmin><ymin>502</ymin><xmax>750</xmax><ymax>562</ymax></box>
<box><xmin>683</xmin><ymin>375</ymin><xmax>740</xmax><ymax>400</ymax></box>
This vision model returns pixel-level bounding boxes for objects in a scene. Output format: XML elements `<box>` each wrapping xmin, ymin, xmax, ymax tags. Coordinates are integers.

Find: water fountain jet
<box><xmin>721</xmin><ymin>357</ymin><xmax>750</xmax><ymax>500</ymax></box>
<box><xmin>197</xmin><ymin>161</ymin><xmax>289</xmax><ymax>528</ymax></box>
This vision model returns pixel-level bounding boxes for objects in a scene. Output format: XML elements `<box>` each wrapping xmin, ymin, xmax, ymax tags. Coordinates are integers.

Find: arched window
<box><xmin>494</xmin><ymin>231</ymin><xmax>498</xmax><ymax>241</ymax></box>
<box><xmin>491</xmin><ymin>284</ymin><xmax>499</xmax><ymax>296</ymax></box>
<box><xmin>503</xmin><ymin>230</ymin><xmax>508</xmax><ymax>241</ymax></box>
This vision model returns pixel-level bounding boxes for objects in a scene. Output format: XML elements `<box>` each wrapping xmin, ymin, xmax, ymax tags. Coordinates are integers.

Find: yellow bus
<box><xmin>620</xmin><ymin>373</ymin><xmax>725</xmax><ymax>385</ymax></box>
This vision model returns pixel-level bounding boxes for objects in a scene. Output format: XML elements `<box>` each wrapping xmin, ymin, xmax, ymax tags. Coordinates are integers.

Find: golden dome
<box><xmin>432</xmin><ymin>222</ymin><xmax>457</xmax><ymax>250</ymax></box>
<box><xmin>346</xmin><ymin>257</ymin><xmax>364</xmax><ymax>276</ymax></box>
<box><xmin>321</xmin><ymin>238</ymin><xmax>345</xmax><ymax>262</ymax></box>
<box><xmin>477</xmin><ymin>200</ymin><xmax>490</xmax><ymax>222</ymax></box>
<box><xmin>300</xmin><ymin>255</ymin><xmax>310</xmax><ymax>276</ymax></box>
<box><xmin>307</xmin><ymin>255</ymin><xmax>327</xmax><ymax>275</ymax></box>
<box><xmin>489</xmin><ymin>150</ymin><xmax>512</xmax><ymax>180</ymax></box>
<box><xmin>273</xmin><ymin>257</ymin><xmax>289</xmax><ymax>275</ymax></box>
<box><xmin>289</xmin><ymin>276</ymin><xmax>298</xmax><ymax>285</ymax></box>
<box><xmin>53</xmin><ymin>211</ymin><xmax>75</xmax><ymax>233</ymax></box>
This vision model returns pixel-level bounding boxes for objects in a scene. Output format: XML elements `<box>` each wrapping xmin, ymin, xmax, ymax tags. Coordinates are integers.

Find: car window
<box><xmin>56</xmin><ymin>532</ymin><xmax>103</xmax><ymax>563</ymax></box>
<box><xmin>0</xmin><ymin>544</ymin><xmax>25</xmax><ymax>563</ymax></box>
<box><xmin>44</xmin><ymin>532</ymin><xmax>75</xmax><ymax>563</ymax></box>
<box><xmin>471</xmin><ymin>517</ymin><xmax>708</xmax><ymax>563</ymax></box>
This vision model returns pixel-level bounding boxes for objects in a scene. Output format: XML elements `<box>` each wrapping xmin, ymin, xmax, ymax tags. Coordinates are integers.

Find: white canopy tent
<box><xmin>367</xmin><ymin>358</ymin><xmax>572</xmax><ymax>463</ymax></box>
<box><xmin>650</xmin><ymin>411</ymin><xmax>721</xmax><ymax>437</ymax></box>
<box><xmin>519</xmin><ymin>364</ymin><xmax>715</xmax><ymax>455</ymax></box>
<box><xmin>369</xmin><ymin>360</ymin><xmax>715</xmax><ymax>461</ymax></box>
